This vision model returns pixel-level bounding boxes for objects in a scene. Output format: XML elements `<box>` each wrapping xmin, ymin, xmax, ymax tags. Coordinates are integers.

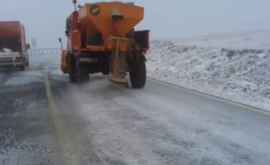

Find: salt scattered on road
<box><xmin>4</xmin><ymin>71</ymin><xmax>43</xmax><ymax>86</ymax></box>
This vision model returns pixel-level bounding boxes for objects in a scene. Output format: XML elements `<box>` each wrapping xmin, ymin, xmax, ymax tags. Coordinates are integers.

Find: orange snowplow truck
<box><xmin>0</xmin><ymin>21</ymin><xmax>29</xmax><ymax>70</ymax></box>
<box><xmin>61</xmin><ymin>1</ymin><xmax>149</xmax><ymax>88</ymax></box>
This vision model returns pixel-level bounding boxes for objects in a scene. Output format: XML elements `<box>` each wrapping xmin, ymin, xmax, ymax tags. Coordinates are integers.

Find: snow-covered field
<box><xmin>148</xmin><ymin>31</ymin><xmax>270</xmax><ymax>111</ymax></box>
<box><xmin>175</xmin><ymin>30</ymin><xmax>270</xmax><ymax>49</ymax></box>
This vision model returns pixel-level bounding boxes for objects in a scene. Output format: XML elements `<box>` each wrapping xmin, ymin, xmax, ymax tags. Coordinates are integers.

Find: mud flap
<box><xmin>111</xmin><ymin>40</ymin><xmax>128</xmax><ymax>84</ymax></box>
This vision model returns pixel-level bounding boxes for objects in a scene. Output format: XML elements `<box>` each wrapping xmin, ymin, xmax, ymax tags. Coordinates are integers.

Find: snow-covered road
<box><xmin>42</xmin><ymin>71</ymin><xmax>270</xmax><ymax>165</ymax></box>
<box><xmin>45</xmin><ymin>73</ymin><xmax>270</xmax><ymax>165</ymax></box>
<box><xmin>1</xmin><ymin>33</ymin><xmax>270</xmax><ymax>164</ymax></box>
<box><xmin>0</xmin><ymin>67</ymin><xmax>270</xmax><ymax>164</ymax></box>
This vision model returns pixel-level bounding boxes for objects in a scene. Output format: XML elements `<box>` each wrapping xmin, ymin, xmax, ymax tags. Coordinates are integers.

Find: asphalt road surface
<box><xmin>0</xmin><ymin>68</ymin><xmax>270</xmax><ymax>165</ymax></box>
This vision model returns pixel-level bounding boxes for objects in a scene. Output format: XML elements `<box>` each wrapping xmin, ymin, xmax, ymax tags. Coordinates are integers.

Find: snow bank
<box><xmin>148</xmin><ymin>40</ymin><xmax>270</xmax><ymax>111</ymax></box>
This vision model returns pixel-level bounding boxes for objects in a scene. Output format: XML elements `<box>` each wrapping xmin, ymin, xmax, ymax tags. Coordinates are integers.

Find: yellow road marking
<box><xmin>44</xmin><ymin>73</ymin><xmax>81</xmax><ymax>165</ymax></box>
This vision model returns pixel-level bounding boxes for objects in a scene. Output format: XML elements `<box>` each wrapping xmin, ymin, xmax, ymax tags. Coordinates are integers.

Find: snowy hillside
<box><xmin>175</xmin><ymin>30</ymin><xmax>270</xmax><ymax>49</ymax></box>
<box><xmin>148</xmin><ymin>32</ymin><xmax>270</xmax><ymax>111</ymax></box>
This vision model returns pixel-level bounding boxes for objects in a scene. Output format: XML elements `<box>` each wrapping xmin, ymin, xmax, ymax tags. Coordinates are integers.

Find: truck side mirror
<box><xmin>58</xmin><ymin>38</ymin><xmax>62</xmax><ymax>43</ymax></box>
<box><xmin>26</xmin><ymin>44</ymin><xmax>31</xmax><ymax>50</ymax></box>
<box><xmin>58</xmin><ymin>38</ymin><xmax>63</xmax><ymax>49</ymax></box>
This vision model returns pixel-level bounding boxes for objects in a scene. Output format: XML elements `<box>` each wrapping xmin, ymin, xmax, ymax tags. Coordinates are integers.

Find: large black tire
<box><xmin>102</xmin><ymin>63</ymin><xmax>110</xmax><ymax>75</ymax></box>
<box><xmin>19</xmin><ymin>65</ymin><xmax>26</xmax><ymax>71</ymax></box>
<box><xmin>69</xmin><ymin>55</ymin><xmax>89</xmax><ymax>83</ymax></box>
<box><xmin>80</xmin><ymin>65</ymin><xmax>90</xmax><ymax>82</ymax></box>
<box><xmin>69</xmin><ymin>55</ymin><xmax>78</xmax><ymax>83</ymax></box>
<box><xmin>25</xmin><ymin>59</ymin><xmax>30</xmax><ymax>67</ymax></box>
<box><xmin>129</xmin><ymin>56</ymin><xmax>146</xmax><ymax>89</ymax></box>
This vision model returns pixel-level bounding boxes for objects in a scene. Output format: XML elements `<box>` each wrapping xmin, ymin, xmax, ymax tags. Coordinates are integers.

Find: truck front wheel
<box><xmin>129</xmin><ymin>56</ymin><xmax>146</xmax><ymax>89</ymax></box>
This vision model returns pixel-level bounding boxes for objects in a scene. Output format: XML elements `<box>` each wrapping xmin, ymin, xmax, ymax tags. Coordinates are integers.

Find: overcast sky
<box><xmin>0</xmin><ymin>0</ymin><xmax>269</xmax><ymax>48</ymax></box>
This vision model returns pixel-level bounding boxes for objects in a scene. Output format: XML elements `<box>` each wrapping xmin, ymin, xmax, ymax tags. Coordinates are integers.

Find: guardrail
<box><xmin>29</xmin><ymin>48</ymin><xmax>61</xmax><ymax>56</ymax></box>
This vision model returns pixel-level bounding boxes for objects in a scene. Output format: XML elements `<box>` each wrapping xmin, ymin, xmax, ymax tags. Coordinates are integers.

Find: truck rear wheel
<box><xmin>80</xmin><ymin>65</ymin><xmax>90</xmax><ymax>82</ymax></box>
<box><xmin>69</xmin><ymin>56</ymin><xmax>89</xmax><ymax>83</ymax></box>
<box><xmin>69</xmin><ymin>57</ymin><xmax>78</xmax><ymax>83</ymax></box>
<box><xmin>19</xmin><ymin>65</ymin><xmax>26</xmax><ymax>71</ymax></box>
<box><xmin>129</xmin><ymin>56</ymin><xmax>146</xmax><ymax>89</ymax></box>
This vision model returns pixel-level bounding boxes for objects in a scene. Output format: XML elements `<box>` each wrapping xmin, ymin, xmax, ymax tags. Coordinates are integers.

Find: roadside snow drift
<box><xmin>148</xmin><ymin>35</ymin><xmax>270</xmax><ymax>111</ymax></box>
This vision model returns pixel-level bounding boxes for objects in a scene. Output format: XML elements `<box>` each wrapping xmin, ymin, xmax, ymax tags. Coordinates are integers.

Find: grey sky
<box><xmin>0</xmin><ymin>0</ymin><xmax>269</xmax><ymax>48</ymax></box>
